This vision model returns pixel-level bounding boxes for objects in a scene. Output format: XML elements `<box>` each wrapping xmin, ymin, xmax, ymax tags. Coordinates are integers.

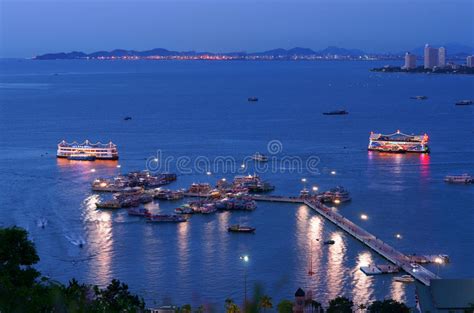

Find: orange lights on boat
<box><xmin>99</xmin><ymin>182</ymin><xmax>107</xmax><ymax>188</ymax></box>
<box><xmin>333</xmin><ymin>199</ymin><xmax>341</xmax><ymax>204</ymax></box>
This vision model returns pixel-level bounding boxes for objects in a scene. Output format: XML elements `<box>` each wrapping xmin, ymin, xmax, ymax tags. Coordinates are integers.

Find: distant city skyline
<box><xmin>1</xmin><ymin>0</ymin><xmax>473</xmax><ymax>58</ymax></box>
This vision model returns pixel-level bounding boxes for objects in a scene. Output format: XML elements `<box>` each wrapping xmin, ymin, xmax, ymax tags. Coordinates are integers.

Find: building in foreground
<box><xmin>424</xmin><ymin>44</ymin><xmax>439</xmax><ymax>69</ymax></box>
<box><xmin>404</xmin><ymin>52</ymin><xmax>417</xmax><ymax>69</ymax></box>
<box><xmin>467</xmin><ymin>55</ymin><xmax>474</xmax><ymax>68</ymax></box>
<box><xmin>416</xmin><ymin>279</ymin><xmax>474</xmax><ymax>313</ymax></box>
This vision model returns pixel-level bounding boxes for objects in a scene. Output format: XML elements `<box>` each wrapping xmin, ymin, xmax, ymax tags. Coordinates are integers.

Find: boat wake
<box><xmin>65</xmin><ymin>234</ymin><xmax>86</xmax><ymax>248</ymax></box>
<box><xmin>37</xmin><ymin>217</ymin><xmax>48</xmax><ymax>228</ymax></box>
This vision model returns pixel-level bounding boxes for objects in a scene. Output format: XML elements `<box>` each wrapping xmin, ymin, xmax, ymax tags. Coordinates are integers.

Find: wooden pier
<box><xmin>182</xmin><ymin>192</ymin><xmax>439</xmax><ymax>285</ymax></box>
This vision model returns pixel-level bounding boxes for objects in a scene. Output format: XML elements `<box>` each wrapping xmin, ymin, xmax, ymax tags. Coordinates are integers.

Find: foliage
<box><xmin>259</xmin><ymin>295</ymin><xmax>273</xmax><ymax>311</ymax></box>
<box><xmin>0</xmin><ymin>226</ymin><xmax>145</xmax><ymax>313</ymax></box>
<box><xmin>277</xmin><ymin>299</ymin><xmax>293</xmax><ymax>313</ymax></box>
<box><xmin>225</xmin><ymin>298</ymin><xmax>240</xmax><ymax>313</ymax></box>
<box><xmin>327</xmin><ymin>296</ymin><xmax>353</xmax><ymax>313</ymax></box>
<box><xmin>368</xmin><ymin>299</ymin><xmax>410</xmax><ymax>313</ymax></box>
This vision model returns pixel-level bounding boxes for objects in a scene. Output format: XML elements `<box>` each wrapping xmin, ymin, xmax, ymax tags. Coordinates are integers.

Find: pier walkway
<box><xmin>183</xmin><ymin>192</ymin><xmax>439</xmax><ymax>285</ymax></box>
<box><xmin>302</xmin><ymin>199</ymin><xmax>439</xmax><ymax>286</ymax></box>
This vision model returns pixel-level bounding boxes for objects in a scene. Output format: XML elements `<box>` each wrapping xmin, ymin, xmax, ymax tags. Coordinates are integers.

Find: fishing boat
<box><xmin>251</xmin><ymin>152</ymin><xmax>268</xmax><ymax>162</ymax></box>
<box><xmin>444</xmin><ymin>174</ymin><xmax>473</xmax><ymax>184</ymax></box>
<box><xmin>410</xmin><ymin>96</ymin><xmax>428</xmax><ymax>100</ymax></box>
<box><xmin>322</xmin><ymin>110</ymin><xmax>348</xmax><ymax>115</ymax></box>
<box><xmin>146</xmin><ymin>214</ymin><xmax>187</xmax><ymax>223</ymax></box>
<box><xmin>323</xmin><ymin>240</ymin><xmax>335</xmax><ymax>245</ymax></box>
<box><xmin>175</xmin><ymin>205</ymin><xmax>194</xmax><ymax>215</ymax></box>
<box><xmin>57</xmin><ymin>140</ymin><xmax>119</xmax><ymax>160</ymax></box>
<box><xmin>127</xmin><ymin>207</ymin><xmax>150</xmax><ymax>217</ymax></box>
<box><xmin>368</xmin><ymin>130</ymin><xmax>430</xmax><ymax>154</ymax></box>
<box><xmin>124</xmin><ymin>116</ymin><xmax>132</xmax><ymax>120</ymax></box>
<box><xmin>455</xmin><ymin>100</ymin><xmax>472</xmax><ymax>106</ymax></box>
<box><xmin>67</xmin><ymin>153</ymin><xmax>96</xmax><ymax>161</ymax></box>
<box><xmin>95</xmin><ymin>199</ymin><xmax>121</xmax><ymax>209</ymax></box>
<box><xmin>394</xmin><ymin>275</ymin><xmax>415</xmax><ymax>283</ymax></box>
<box><xmin>248</xmin><ymin>97</ymin><xmax>258</xmax><ymax>102</ymax></box>
<box><xmin>320</xmin><ymin>186</ymin><xmax>351</xmax><ymax>203</ymax></box>
<box><xmin>228</xmin><ymin>224</ymin><xmax>256</xmax><ymax>233</ymax></box>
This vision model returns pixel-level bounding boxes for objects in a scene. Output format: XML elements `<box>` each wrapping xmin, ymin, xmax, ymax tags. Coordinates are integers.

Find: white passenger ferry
<box><xmin>57</xmin><ymin>140</ymin><xmax>119</xmax><ymax>160</ymax></box>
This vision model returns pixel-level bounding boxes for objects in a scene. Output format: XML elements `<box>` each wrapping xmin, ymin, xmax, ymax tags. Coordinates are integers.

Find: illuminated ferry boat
<box><xmin>57</xmin><ymin>140</ymin><xmax>119</xmax><ymax>160</ymax></box>
<box><xmin>368</xmin><ymin>131</ymin><xmax>429</xmax><ymax>154</ymax></box>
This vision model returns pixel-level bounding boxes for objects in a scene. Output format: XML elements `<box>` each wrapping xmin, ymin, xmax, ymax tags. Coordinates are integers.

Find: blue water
<box><xmin>0</xmin><ymin>59</ymin><xmax>473</xmax><ymax>308</ymax></box>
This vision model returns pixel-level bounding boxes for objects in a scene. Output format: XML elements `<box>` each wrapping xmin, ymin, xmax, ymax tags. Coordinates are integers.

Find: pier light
<box><xmin>434</xmin><ymin>257</ymin><xmax>444</xmax><ymax>265</ymax></box>
<box><xmin>395</xmin><ymin>233</ymin><xmax>402</xmax><ymax>239</ymax></box>
<box><xmin>116</xmin><ymin>165</ymin><xmax>121</xmax><ymax>168</ymax></box>
<box><xmin>360</xmin><ymin>214</ymin><xmax>368</xmax><ymax>220</ymax></box>
<box><xmin>206</xmin><ymin>171</ymin><xmax>212</xmax><ymax>176</ymax></box>
<box><xmin>330</xmin><ymin>170</ymin><xmax>336</xmax><ymax>175</ymax></box>
<box><xmin>153</xmin><ymin>158</ymin><xmax>159</xmax><ymax>162</ymax></box>
<box><xmin>221</xmin><ymin>178</ymin><xmax>227</xmax><ymax>182</ymax></box>
<box><xmin>301</xmin><ymin>178</ymin><xmax>307</xmax><ymax>183</ymax></box>
<box><xmin>90</xmin><ymin>169</ymin><xmax>96</xmax><ymax>173</ymax></box>
<box><xmin>333</xmin><ymin>199</ymin><xmax>341</xmax><ymax>204</ymax></box>
<box><xmin>241</xmin><ymin>164</ymin><xmax>245</xmax><ymax>169</ymax></box>
<box><xmin>312</xmin><ymin>186</ymin><xmax>318</xmax><ymax>192</ymax></box>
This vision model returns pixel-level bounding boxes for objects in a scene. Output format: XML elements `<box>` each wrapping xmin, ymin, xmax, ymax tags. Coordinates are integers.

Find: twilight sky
<box><xmin>0</xmin><ymin>0</ymin><xmax>473</xmax><ymax>58</ymax></box>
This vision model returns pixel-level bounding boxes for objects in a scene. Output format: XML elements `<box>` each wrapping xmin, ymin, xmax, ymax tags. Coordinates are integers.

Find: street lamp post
<box><xmin>240</xmin><ymin>255</ymin><xmax>249</xmax><ymax>312</ymax></box>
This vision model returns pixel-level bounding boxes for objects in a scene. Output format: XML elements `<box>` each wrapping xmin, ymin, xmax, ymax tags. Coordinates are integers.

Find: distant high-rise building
<box><xmin>467</xmin><ymin>55</ymin><xmax>474</xmax><ymax>68</ymax></box>
<box><xmin>438</xmin><ymin>47</ymin><xmax>446</xmax><ymax>67</ymax></box>
<box><xmin>404</xmin><ymin>52</ymin><xmax>417</xmax><ymax>69</ymax></box>
<box><xmin>424</xmin><ymin>44</ymin><xmax>439</xmax><ymax>69</ymax></box>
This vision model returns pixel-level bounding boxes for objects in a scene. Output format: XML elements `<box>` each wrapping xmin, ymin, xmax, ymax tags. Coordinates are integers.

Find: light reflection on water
<box><xmin>390</xmin><ymin>280</ymin><xmax>406</xmax><ymax>303</ymax></box>
<box><xmin>352</xmin><ymin>251</ymin><xmax>374</xmax><ymax>306</ymax></box>
<box><xmin>326</xmin><ymin>232</ymin><xmax>347</xmax><ymax>300</ymax></box>
<box><xmin>82</xmin><ymin>194</ymin><xmax>113</xmax><ymax>286</ymax></box>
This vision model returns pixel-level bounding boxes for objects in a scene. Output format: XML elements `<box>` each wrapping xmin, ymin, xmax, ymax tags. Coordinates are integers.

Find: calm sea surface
<box><xmin>0</xmin><ymin>59</ymin><xmax>473</xmax><ymax>308</ymax></box>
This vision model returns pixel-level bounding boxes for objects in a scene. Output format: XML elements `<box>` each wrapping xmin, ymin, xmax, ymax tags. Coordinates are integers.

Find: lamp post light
<box><xmin>301</xmin><ymin>178</ymin><xmax>307</xmax><ymax>190</ymax></box>
<box><xmin>240</xmin><ymin>255</ymin><xmax>249</xmax><ymax>312</ymax></box>
<box><xmin>395</xmin><ymin>233</ymin><xmax>402</xmax><ymax>239</ymax></box>
<box><xmin>434</xmin><ymin>257</ymin><xmax>443</xmax><ymax>276</ymax></box>
<box><xmin>330</xmin><ymin>170</ymin><xmax>336</xmax><ymax>175</ymax></box>
<box><xmin>360</xmin><ymin>214</ymin><xmax>368</xmax><ymax>220</ymax></box>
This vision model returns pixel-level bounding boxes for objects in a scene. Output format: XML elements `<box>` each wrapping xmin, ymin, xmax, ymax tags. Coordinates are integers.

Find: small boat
<box><xmin>67</xmin><ymin>153</ymin><xmax>96</xmax><ymax>161</ymax></box>
<box><xmin>248</xmin><ymin>97</ymin><xmax>258</xmax><ymax>102</ymax></box>
<box><xmin>455</xmin><ymin>100</ymin><xmax>472</xmax><ymax>106</ymax></box>
<box><xmin>146</xmin><ymin>214</ymin><xmax>187</xmax><ymax>223</ymax></box>
<box><xmin>124</xmin><ymin>116</ymin><xmax>132</xmax><ymax>120</ymax></box>
<box><xmin>127</xmin><ymin>207</ymin><xmax>150</xmax><ymax>217</ymax></box>
<box><xmin>322</xmin><ymin>110</ymin><xmax>348</xmax><ymax>115</ymax></box>
<box><xmin>444</xmin><ymin>174</ymin><xmax>473</xmax><ymax>184</ymax></box>
<box><xmin>410</xmin><ymin>96</ymin><xmax>428</xmax><ymax>100</ymax></box>
<box><xmin>394</xmin><ymin>275</ymin><xmax>415</xmax><ymax>283</ymax></box>
<box><xmin>323</xmin><ymin>240</ymin><xmax>335</xmax><ymax>245</ymax></box>
<box><xmin>228</xmin><ymin>224</ymin><xmax>256</xmax><ymax>233</ymax></box>
<box><xmin>251</xmin><ymin>152</ymin><xmax>268</xmax><ymax>162</ymax></box>
<box><xmin>96</xmin><ymin>200</ymin><xmax>121</xmax><ymax>209</ymax></box>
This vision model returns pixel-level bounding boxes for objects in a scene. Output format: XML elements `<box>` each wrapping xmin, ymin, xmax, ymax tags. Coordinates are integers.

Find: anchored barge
<box><xmin>57</xmin><ymin>140</ymin><xmax>119</xmax><ymax>160</ymax></box>
<box><xmin>228</xmin><ymin>225</ymin><xmax>256</xmax><ymax>233</ymax></box>
<box><xmin>146</xmin><ymin>214</ymin><xmax>187</xmax><ymax>223</ymax></box>
<box><xmin>368</xmin><ymin>130</ymin><xmax>430</xmax><ymax>153</ymax></box>
<box><xmin>444</xmin><ymin>174</ymin><xmax>473</xmax><ymax>184</ymax></box>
